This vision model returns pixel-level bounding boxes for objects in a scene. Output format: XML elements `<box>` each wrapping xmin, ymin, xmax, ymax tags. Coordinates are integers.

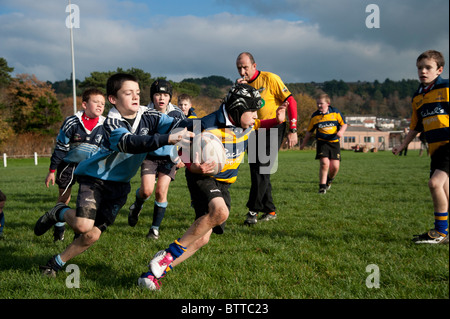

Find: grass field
<box><xmin>0</xmin><ymin>150</ymin><xmax>448</xmax><ymax>301</ymax></box>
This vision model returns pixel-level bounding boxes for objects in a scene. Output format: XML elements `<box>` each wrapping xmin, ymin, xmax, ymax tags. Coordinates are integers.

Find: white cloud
<box><xmin>0</xmin><ymin>0</ymin><xmax>448</xmax><ymax>84</ymax></box>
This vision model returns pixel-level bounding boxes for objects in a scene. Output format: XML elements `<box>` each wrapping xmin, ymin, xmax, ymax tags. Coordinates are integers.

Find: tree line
<box><xmin>0</xmin><ymin>57</ymin><xmax>419</xmax><ymax>152</ymax></box>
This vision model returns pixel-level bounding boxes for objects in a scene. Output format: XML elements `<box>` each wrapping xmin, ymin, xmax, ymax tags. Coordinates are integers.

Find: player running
<box><xmin>138</xmin><ymin>83</ymin><xmax>287</xmax><ymax>290</ymax></box>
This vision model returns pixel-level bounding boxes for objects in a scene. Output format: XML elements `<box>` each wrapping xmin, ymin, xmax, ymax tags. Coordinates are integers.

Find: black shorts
<box><xmin>430</xmin><ymin>143</ymin><xmax>449</xmax><ymax>177</ymax></box>
<box><xmin>185</xmin><ymin>171</ymin><xmax>231</xmax><ymax>235</ymax></box>
<box><xmin>141</xmin><ymin>158</ymin><xmax>177</xmax><ymax>180</ymax></box>
<box><xmin>55</xmin><ymin>162</ymin><xmax>77</xmax><ymax>189</ymax></box>
<box><xmin>316</xmin><ymin>140</ymin><xmax>341</xmax><ymax>160</ymax></box>
<box><xmin>75</xmin><ymin>176</ymin><xmax>131</xmax><ymax>232</ymax></box>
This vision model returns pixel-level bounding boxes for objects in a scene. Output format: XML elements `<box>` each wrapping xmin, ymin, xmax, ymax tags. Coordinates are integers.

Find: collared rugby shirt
<box><xmin>410</xmin><ymin>75</ymin><xmax>449</xmax><ymax>156</ymax></box>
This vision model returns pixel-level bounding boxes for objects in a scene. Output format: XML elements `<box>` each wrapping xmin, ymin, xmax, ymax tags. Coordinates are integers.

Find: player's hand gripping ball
<box><xmin>180</xmin><ymin>132</ymin><xmax>227</xmax><ymax>176</ymax></box>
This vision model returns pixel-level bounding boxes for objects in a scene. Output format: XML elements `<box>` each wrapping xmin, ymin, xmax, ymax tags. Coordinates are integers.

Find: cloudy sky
<box><xmin>0</xmin><ymin>0</ymin><xmax>448</xmax><ymax>84</ymax></box>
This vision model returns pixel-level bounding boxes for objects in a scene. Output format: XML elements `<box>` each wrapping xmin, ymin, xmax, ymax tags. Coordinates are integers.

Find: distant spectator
<box><xmin>399</xmin><ymin>128</ymin><xmax>409</xmax><ymax>156</ymax></box>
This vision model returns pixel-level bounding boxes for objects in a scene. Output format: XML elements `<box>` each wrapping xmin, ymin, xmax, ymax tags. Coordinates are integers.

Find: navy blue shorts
<box><xmin>185</xmin><ymin>171</ymin><xmax>230</xmax><ymax>235</ymax></box>
<box><xmin>75</xmin><ymin>176</ymin><xmax>131</xmax><ymax>232</ymax></box>
<box><xmin>430</xmin><ymin>143</ymin><xmax>449</xmax><ymax>177</ymax></box>
<box><xmin>316</xmin><ymin>140</ymin><xmax>341</xmax><ymax>160</ymax></box>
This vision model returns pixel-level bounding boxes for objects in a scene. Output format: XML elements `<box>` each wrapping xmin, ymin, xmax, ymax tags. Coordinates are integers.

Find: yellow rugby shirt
<box><xmin>247</xmin><ymin>71</ymin><xmax>292</xmax><ymax>120</ymax></box>
<box><xmin>410</xmin><ymin>76</ymin><xmax>449</xmax><ymax>156</ymax></box>
<box><xmin>306</xmin><ymin>107</ymin><xmax>346</xmax><ymax>143</ymax></box>
<box><xmin>198</xmin><ymin>106</ymin><xmax>261</xmax><ymax>184</ymax></box>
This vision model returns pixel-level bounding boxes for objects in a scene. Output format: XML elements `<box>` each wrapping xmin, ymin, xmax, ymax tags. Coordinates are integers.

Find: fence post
<box><xmin>34</xmin><ymin>152</ymin><xmax>38</xmax><ymax>166</ymax></box>
<box><xmin>3</xmin><ymin>153</ymin><xmax>6</xmax><ymax>168</ymax></box>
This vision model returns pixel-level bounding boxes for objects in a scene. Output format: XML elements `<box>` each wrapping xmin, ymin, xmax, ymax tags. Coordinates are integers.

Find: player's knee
<box><xmin>72</xmin><ymin>218</ymin><xmax>95</xmax><ymax>234</ymax></box>
<box><xmin>195</xmin><ymin>234</ymin><xmax>211</xmax><ymax>249</ymax></box>
<box><xmin>140</xmin><ymin>188</ymin><xmax>153</xmax><ymax>200</ymax></box>
<box><xmin>428</xmin><ymin>178</ymin><xmax>440</xmax><ymax>191</ymax></box>
<box><xmin>80</xmin><ymin>229</ymin><xmax>101</xmax><ymax>246</ymax></box>
<box><xmin>211</xmin><ymin>206</ymin><xmax>229</xmax><ymax>225</ymax></box>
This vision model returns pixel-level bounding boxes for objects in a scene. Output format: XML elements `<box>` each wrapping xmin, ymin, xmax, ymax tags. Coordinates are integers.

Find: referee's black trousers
<box><xmin>246</xmin><ymin>123</ymin><xmax>286</xmax><ymax>213</ymax></box>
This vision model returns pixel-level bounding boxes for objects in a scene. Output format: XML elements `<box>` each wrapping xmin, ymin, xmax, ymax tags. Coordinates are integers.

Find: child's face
<box><xmin>153</xmin><ymin>93</ymin><xmax>171</xmax><ymax>112</ymax></box>
<box><xmin>109</xmin><ymin>81</ymin><xmax>140</xmax><ymax>118</ymax></box>
<box><xmin>82</xmin><ymin>94</ymin><xmax>105</xmax><ymax>118</ymax></box>
<box><xmin>317</xmin><ymin>99</ymin><xmax>330</xmax><ymax>114</ymax></box>
<box><xmin>178</xmin><ymin>99</ymin><xmax>191</xmax><ymax>115</ymax></box>
<box><xmin>0</xmin><ymin>200</ymin><xmax>5</xmax><ymax>212</ymax></box>
<box><xmin>240</xmin><ymin>110</ymin><xmax>258</xmax><ymax>129</ymax></box>
<box><xmin>416</xmin><ymin>58</ymin><xmax>443</xmax><ymax>86</ymax></box>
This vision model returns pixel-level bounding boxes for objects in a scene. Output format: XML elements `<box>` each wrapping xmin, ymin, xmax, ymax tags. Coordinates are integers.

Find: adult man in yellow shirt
<box><xmin>236</xmin><ymin>52</ymin><xmax>298</xmax><ymax>225</ymax></box>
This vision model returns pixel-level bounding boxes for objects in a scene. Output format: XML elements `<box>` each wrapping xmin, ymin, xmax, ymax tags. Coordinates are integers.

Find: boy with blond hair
<box><xmin>393</xmin><ymin>50</ymin><xmax>449</xmax><ymax>244</ymax></box>
<box><xmin>300</xmin><ymin>93</ymin><xmax>347</xmax><ymax>194</ymax></box>
<box><xmin>178</xmin><ymin>93</ymin><xmax>197</xmax><ymax>118</ymax></box>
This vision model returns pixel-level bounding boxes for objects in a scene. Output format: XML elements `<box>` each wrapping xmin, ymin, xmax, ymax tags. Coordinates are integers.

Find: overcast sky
<box><xmin>0</xmin><ymin>0</ymin><xmax>448</xmax><ymax>84</ymax></box>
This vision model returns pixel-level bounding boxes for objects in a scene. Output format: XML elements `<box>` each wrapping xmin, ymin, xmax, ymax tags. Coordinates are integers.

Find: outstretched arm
<box><xmin>392</xmin><ymin>129</ymin><xmax>419</xmax><ymax>155</ymax></box>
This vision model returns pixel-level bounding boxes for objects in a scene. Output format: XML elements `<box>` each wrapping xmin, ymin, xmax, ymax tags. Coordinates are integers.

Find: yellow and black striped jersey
<box><xmin>198</xmin><ymin>106</ymin><xmax>261</xmax><ymax>184</ymax></box>
<box><xmin>410</xmin><ymin>76</ymin><xmax>449</xmax><ymax>156</ymax></box>
<box><xmin>306</xmin><ymin>107</ymin><xmax>346</xmax><ymax>143</ymax></box>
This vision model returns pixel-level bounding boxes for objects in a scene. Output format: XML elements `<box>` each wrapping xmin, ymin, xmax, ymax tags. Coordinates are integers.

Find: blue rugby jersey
<box><xmin>49</xmin><ymin>111</ymin><xmax>105</xmax><ymax>171</ymax></box>
<box><xmin>306</xmin><ymin>106</ymin><xmax>346</xmax><ymax>143</ymax></box>
<box><xmin>196</xmin><ymin>105</ymin><xmax>261</xmax><ymax>184</ymax></box>
<box><xmin>146</xmin><ymin>102</ymin><xmax>186</xmax><ymax>160</ymax></box>
<box><xmin>74</xmin><ymin>106</ymin><xmax>185</xmax><ymax>182</ymax></box>
<box><xmin>410</xmin><ymin>75</ymin><xmax>449</xmax><ymax>156</ymax></box>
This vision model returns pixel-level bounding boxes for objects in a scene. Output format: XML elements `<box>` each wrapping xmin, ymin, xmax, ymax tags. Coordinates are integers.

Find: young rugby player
<box><xmin>178</xmin><ymin>93</ymin><xmax>197</xmax><ymax>118</ymax></box>
<box><xmin>45</xmin><ymin>88</ymin><xmax>105</xmax><ymax>242</ymax></box>
<box><xmin>138</xmin><ymin>83</ymin><xmax>287</xmax><ymax>290</ymax></box>
<box><xmin>393</xmin><ymin>50</ymin><xmax>449</xmax><ymax>244</ymax></box>
<box><xmin>300</xmin><ymin>93</ymin><xmax>347</xmax><ymax>194</ymax></box>
<box><xmin>34</xmin><ymin>73</ymin><xmax>193</xmax><ymax>277</ymax></box>
<box><xmin>128</xmin><ymin>80</ymin><xmax>186</xmax><ymax>239</ymax></box>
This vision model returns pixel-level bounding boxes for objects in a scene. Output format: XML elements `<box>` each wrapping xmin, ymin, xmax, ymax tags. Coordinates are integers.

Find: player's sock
<box><xmin>57</xmin><ymin>207</ymin><xmax>70</xmax><ymax>222</ymax></box>
<box><xmin>152</xmin><ymin>201</ymin><xmax>167</xmax><ymax>228</ymax></box>
<box><xmin>326</xmin><ymin>177</ymin><xmax>334</xmax><ymax>185</ymax></box>
<box><xmin>135</xmin><ymin>188</ymin><xmax>149</xmax><ymax>207</ymax></box>
<box><xmin>434</xmin><ymin>212</ymin><xmax>448</xmax><ymax>236</ymax></box>
<box><xmin>167</xmin><ymin>238</ymin><xmax>187</xmax><ymax>261</ymax></box>
<box><xmin>55</xmin><ymin>254</ymin><xmax>66</xmax><ymax>268</ymax></box>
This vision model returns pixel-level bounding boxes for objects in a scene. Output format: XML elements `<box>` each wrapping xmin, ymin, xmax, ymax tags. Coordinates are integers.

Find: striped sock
<box><xmin>167</xmin><ymin>238</ymin><xmax>187</xmax><ymax>260</ymax></box>
<box><xmin>434</xmin><ymin>212</ymin><xmax>448</xmax><ymax>236</ymax></box>
<box><xmin>55</xmin><ymin>254</ymin><xmax>66</xmax><ymax>267</ymax></box>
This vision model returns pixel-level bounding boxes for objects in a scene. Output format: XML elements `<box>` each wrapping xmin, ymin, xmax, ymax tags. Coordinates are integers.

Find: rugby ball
<box><xmin>194</xmin><ymin>132</ymin><xmax>227</xmax><ymax>176</ymax></box>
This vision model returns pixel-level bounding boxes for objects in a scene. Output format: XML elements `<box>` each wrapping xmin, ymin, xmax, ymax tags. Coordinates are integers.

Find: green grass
<box><xmin>0</xmin><ymin>150</ymin><xmax>448</xmax><ymax>300</ymax></box>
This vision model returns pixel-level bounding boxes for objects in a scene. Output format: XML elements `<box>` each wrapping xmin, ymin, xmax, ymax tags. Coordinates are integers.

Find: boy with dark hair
<box><xmin>393</xmin><ymin>50</ymin><xmax>449</xmax><ymax>244</ymax></box>
<box><xmin>45</xmin><ymin>88</ymin><xmax>106</xmax><ymax>242</ymax></box>
<box><xmin>128</xmin><ymin>79</ymin><xmax>186</xmax><ymax>239</ymax></box>
<box><xmin>34</xmin><ymin>73</ymin><xmax>193</xmax><ymax>277</ymax></box>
